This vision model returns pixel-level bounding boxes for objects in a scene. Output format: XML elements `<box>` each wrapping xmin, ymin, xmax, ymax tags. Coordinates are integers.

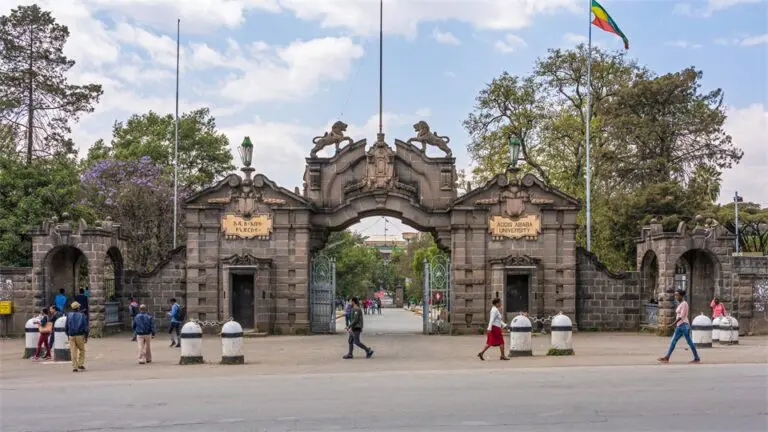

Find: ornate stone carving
<box><xmin>406</xmin><ymin>120</ymin><xmax>452</xmax><ymax>157</ymax></box>
<box><xmin>310</xmin><ymin>121</ymin><xmax>354</xmax><ymax>158</ymax></box>
<box><xmin>207</xmin><ymin>193</ymin><xmax>232</xmax><ymax>204</ymax></box>
<box><xmin>489</xmin><ymin>254</ymin><xmax>539</xmax><ymax>267</ymax></box>
<box><xmin>343</xmin><ymin>135</ymin><xmax>417</xmax><ymax>198</ymax></box>
<box><xmin>221</xmin><ymin>253</ymin><xmax>272</xmax><ymax>267</ymax></box>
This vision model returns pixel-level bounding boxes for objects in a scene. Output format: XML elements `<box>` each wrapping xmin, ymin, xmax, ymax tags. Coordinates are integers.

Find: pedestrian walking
<box><xmin>376</xmin><ymin>298</ymin><xmax>382</xmax><ymax>315</ymax></box>
<box><xmin>65</xmin><ymin>301</ymin><xmax>89</xmax><ymax>372</ymax></box>
<box><xmin>167</xmin><ymin>298</ymin><xmax>182</xmax><ymax>348</ymax></box>
<box><xmin>343</xmin><ymin>297</ymin><xmax>374</xmax><ymax>360</ymax></box>
<box><xmin>32</xmin><ymin>308</ymin><xmax>52</xmax><ymax>360</ymax></box>
<box><xmin>710</xmin><ymin>296</ymin><xmax>727</xmax><ymax>319</ymax></box>
<box><xmin>658</xmin><ymin>289</ymin><xmax>701</xmax><ymax>364</ymax></box>
<box><xmin>478</xmin><ymin>298</ymin><xmax>510</xmax><ymax>361</ymax></box>
<box><xmin>344</xmin><ymin>299</ymin><xmax>352</xmax><ymax>327</ymax></box>
<box><xmin>128</xmin><ymin>297</ymin><xmax>139</xmax><ymax>341</ymax></box>
<box><xmin>132</xmin><ymin>304</ymin><xmax>155</xmax><ymax>364</ymax></box>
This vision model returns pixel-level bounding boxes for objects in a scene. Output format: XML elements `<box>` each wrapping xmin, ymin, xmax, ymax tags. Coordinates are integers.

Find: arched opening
<box><xmin>675</xmin><ymin>249</ymin><xmax>719</xmax><ymax>319</ymax></box>
<box><xmin>640</xmin><ymin>251</ymin><xmax>659</xmax><ymax>325</ymax></box>
<box><xmin>103</xmin><ymin>247</ymin><xmax>124</xmax><ymax>326</ymax></box>
<box><xmin>44</xmin><ymin>246</ymin><xmax>89</xmax><ymax>311</ymax></box>
<box><xmin>314</xmin><ymin>216</ymin><xmax>450</xmax><ymax>336</ymax></box>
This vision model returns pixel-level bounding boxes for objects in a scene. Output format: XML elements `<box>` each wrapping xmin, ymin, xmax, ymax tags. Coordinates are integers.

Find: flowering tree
<box><xmin>80</xmin><ymin>156</ymin><xmax>188</xmax><ymax>272</ymax></box>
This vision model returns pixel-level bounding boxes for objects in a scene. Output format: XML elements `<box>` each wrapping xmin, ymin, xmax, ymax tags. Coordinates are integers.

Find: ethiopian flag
<box><xmin>591</xmin><ymin>0</ymin><xmax>629</xmax><ymax>49</ymax></box>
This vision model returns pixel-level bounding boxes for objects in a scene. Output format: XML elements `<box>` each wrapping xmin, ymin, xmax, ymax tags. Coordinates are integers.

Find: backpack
<box><xmin>175</xmin><ymin>304</ymin><xmax>186</xmax><ymax>321</ymax></box>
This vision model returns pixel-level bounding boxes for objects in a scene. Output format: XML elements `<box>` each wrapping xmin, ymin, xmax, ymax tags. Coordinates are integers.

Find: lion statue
<box><xmin>310</xmin><ymin>121</ymin><xmax>354</xmax><ymax>157</ymax></box>
<box><xmin>405</xmin><ymin>120</ymin><xmax>452</xmax><ymax>157</ymax></box>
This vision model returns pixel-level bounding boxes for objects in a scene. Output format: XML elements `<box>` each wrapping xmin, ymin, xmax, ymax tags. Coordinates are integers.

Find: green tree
<box><xmin>0</xmin><ymin>4</ymin><xmax>102</xmax><ymax>162</ymax></box>
<box><xmin>714</xmin><ymin>203</ymin><xmax>768</xmax><ymax>255</ymax></box>
<box><xmin>0</xmin><ymin>150</ymin><xmax>90</xmax><ymax>266</ymax></box>
<box><xmin>86</xmin><ymin>108</ymin><xmax>234</xmax><ymax>191</ymax></box>
<box><xmin>688</xmin><ymin>164</ymin><xmax>722</xmax><ymax>203</ymax></box>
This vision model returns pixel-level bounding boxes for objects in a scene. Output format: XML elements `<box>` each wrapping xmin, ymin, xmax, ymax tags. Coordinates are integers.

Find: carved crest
<box><xmin>221</xmin><ymin>253</ymin><xmax>272</xmax><ymax>267</ymax></box>
<box><xmin>363</xmin><ymin>140</ymin><xmax>396</xmax><ymax>190</ymax></box>
<box><xmin>310</xmin><ymin>121</ymin><xmax>354</xmax><ymax>158</ymax></box>
<box><xmin>490</xmin><ymin>254</ymin><xmax>539</xmax><ymax>267</ymax></box>
<box><xmin>474</xmin><ymin>185</ymin><xmax>553</xmax><ymax>215</ymax></box>
<box><xmin>405</xmin><ymin>120</ymin><xmax>452</xmax><ymax>157</ymax></box>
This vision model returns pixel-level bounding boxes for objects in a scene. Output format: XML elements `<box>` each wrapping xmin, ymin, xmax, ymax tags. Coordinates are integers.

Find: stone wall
<box><xmin>123</xmin><ymin>247</ymin><xmax>187</xmax><ymax>330</ymax></box>
<box><xmin>729</xmin><ymin>256</ymin><xmax>768</xmax><ymax>334</ymax></box>
<box><xmin>0</xmin><ymin>267</ymin><xmax>34</xmax><ymax>336</ymax></box>
<box><xmin>576</xmin><ymin>247</ymin><xmax>641</xmax><ymax>331</ymax></box>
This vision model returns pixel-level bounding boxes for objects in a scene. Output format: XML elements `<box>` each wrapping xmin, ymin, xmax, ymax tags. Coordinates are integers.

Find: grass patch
<box><xmin>546</xmin><ymin>348</ymin><xmax>575</xmax><ymax>356</ymax></box>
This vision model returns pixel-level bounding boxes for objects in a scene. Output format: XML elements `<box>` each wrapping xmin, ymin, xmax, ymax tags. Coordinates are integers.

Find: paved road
<box><xmin>2</xmin><ymin>363</ymin><xmax>766</xmax><ymax>432</ymax></box>
<box><xmin>337</xmin><ymin>307</ymin><xmax>423</xmax><ymax>335</ymax></box>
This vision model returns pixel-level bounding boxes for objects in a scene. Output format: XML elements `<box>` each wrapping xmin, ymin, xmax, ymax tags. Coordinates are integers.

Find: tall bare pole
<box><xmin>378</xmin><ymin>0</ymin><xmax>383</xmax><ymax>135</ymax></box>
<box><xmin>585</xmin><ymin>0</ymin><xmax>593</xmax><ymax>252</ymax></box>
<box><xmin>173</xmin><ymin>18</ymin><xmax>180</xmax><ymax>249</ymax></box>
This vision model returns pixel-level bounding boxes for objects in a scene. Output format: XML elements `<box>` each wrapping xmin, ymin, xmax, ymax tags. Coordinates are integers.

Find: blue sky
<box><xmin>3</xmin><ymin>0</ymin><xmax>766</xmax><ymax>237</ymax></box>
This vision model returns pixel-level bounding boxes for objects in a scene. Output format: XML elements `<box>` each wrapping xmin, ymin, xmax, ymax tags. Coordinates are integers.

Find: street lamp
<box><xmin>239</xmin><ymin>136</ymin><xmax>253</xmax><ymax>168</ymax></box>
<box><xmin>734</xmin><ymin>191</ymin><xmax>743</xmax><ymax>255</ymax></box>
<box><xmin>508</xmin><ymin>135</ymin><xmax>521</xmax><ymax>170</ymax></box>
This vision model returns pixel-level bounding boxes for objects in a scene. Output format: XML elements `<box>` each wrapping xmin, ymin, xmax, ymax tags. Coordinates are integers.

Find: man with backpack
<box><xmin>167</xmin><ymin>298</ymin><xmax>184</xmax><ymax>348</ymax></box>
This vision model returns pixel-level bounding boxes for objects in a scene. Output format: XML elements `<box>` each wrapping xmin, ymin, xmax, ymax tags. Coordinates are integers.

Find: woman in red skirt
<box><xmin>478</xmin><ymin>298</ymin><xmax>510</xmax><ymax>361</ymax></box>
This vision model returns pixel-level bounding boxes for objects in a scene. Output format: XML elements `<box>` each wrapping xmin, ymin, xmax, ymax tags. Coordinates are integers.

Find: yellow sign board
<box><xmin>489</xmin><ymin>214</ymin><xmax>541</xmax><ymax>240</ymax></box>
<box><xmin>0</xmin><ymin>300</ymin><xmax>12</xmax><ymax>315</ymax></box>
<box><xmin>221</xmin><ymin>214</ymin><xmax>273</xmax><ymax>239</ymax></box>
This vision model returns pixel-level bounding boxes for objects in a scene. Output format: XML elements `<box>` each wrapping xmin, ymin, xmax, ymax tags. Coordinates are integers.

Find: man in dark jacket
<box><xmin>343</xmin><ymin>297</ymin><xmax>374</xmax><ymax>359</ymax></box>
<box><xmin>65</xmin><ymin>301</ymin><xmax>89</xmax><ymax>372</ymax></box>
<box><xmin>132</xmin><ymin>304</ymin><xmax>155</xmax><ymax>364</ymax></box>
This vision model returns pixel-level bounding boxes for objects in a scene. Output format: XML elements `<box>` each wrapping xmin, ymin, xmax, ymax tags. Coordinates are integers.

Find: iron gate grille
<box><xmin>310</xmin><ymin>253</ymin><xmax>336</xmax><ymax>334</ymax></box>
<box><xmin>423</xmin><ymin>255</ymin><xmax>452</xmax><ymax>335</ymax></box>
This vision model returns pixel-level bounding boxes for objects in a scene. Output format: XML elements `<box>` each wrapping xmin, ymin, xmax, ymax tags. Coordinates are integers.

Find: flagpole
<box><xmin>378</xmin><ymin>0</ymin><xmax>383</xmax><ymax>136</ymax></box>
<box><xmin>173</xmin><ymin>18</ymin><xmax>180</xmax><ymax>249</ymax></box>
<box><xmin>585</xmin><ymin>0</ymin><xmax>593</xmax><ymax>252</ymax></box>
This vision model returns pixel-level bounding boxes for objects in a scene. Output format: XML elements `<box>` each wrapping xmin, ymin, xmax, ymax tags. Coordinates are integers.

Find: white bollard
<box><xmin>691</xmin><ymin>313</ymin><xmax>713</xmax><ymax>348</ymax></box>
<box><xmin>548</xmin><ymin>313</ymin><xmax>574</xmax><ymax>356</ymax></box>
<box><xmin>52</xmin><ymin>315</ymin><xmax>71</xmax><ymax>361</ymax></box>
<box><xmin>719</xmin><ymin>316</ymin><xmax>740</xmax><ymax>345</ymax></box>
<box><xmin>24</xmin><ymin>318</ymin><xmax>38</xmax><ymax>359</ymax></box>
<box><xmin>711</xmin><ymin>316</ymin><xmax>723</xmax><ymax>343</ymax></box>
<box><xmin>508</xmin><ymin>314</ymin><xmax>533</xmax><ymax>357</ymax></box>
<box><xmin>220</xmin><ymin>320</ymin><xmax>244</xmax><ymax>365</ymax></box>
<box><xmin>179</xmin><ymin>321</ymin><xmax>204</xmax><ymax>365</ymax></box>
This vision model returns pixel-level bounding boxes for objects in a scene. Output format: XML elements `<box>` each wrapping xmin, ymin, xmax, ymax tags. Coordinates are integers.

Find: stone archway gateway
<box><xmin>183</xmin><ymin>125</ymin><xmax>581</xmax><ymax>335</ymax></box>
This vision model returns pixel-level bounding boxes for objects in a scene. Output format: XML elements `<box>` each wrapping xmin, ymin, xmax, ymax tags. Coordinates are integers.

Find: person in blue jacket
<box><xmin>65</xmin><ymin>301</ymin><xmax>89</xmax><ymax>372</ymax></box>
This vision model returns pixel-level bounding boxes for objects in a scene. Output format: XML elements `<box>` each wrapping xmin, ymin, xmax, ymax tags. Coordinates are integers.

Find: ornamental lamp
<box><xmin>239</xmin><ymin>136</ymin><xmax>254</xmax><ymax>168</ymax></box>
<box><xmin>508</xmin><ymin>135</ymin><xmax>521</xmax><ymax>169</ymax></box>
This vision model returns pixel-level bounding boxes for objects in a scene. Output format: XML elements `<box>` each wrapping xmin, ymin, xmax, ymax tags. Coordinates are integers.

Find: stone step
<box><xmin>242</xmin><ymin>329</ymin><xmax>268</xmax><ymax>338</ymax></box>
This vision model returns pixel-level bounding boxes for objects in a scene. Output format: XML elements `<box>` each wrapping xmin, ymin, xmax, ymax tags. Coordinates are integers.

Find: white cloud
<box><xmin>494</xmin><ymin>34</ymin><xmax>527</xmax><ymax>53</ymax></box>
<box><xmin>563</xmin><ymin>32</ymin><xmax>587</xmax><ymax>45</ymax></box>
<box><xmin>278</xmin><ymin>0</ymin><xmax>579</xmax><ymax>37</ymax></box>
<box><xmin>719</xmin><ymin>104</ymin><xmax>768</xmax><ymax>207</ymax></box>
<box><xmin>432</xmin><ymin>28</ymin><xmax>461</xmax><ymax>45</ymax></box>
<box><xmin>673</xmin><ymin>0</ymin><xmax>762</xmax><ymax>17</ymax></box>
<box><xmin>443</xmin><ymin>71</ymin><xmax>457</xmax><ymax>78</ymax></box>
<box><xmin>665</xmin><ymin>40</ymin><xmax>704</xmax><ymax>49</ymax></box>
<box><xmin>714</xmin><ymin>33</ymin><xmax>768</xmax><ymax>46</ymax></box>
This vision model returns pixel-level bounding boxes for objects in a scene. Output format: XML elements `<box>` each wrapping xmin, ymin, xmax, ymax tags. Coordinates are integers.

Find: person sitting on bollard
<box><xmin>478</xmin><ymin>298</ymin><xmax>510</xmax><ymax>361</ymax></box>
<box><xmin>658</xmin><ymin>289</ymin><xmax>701</xmax><ymax>364</ymax></box>
<box><xmin>132</xmin><ymin>304</ymin><xmax>155</xmax><ymax>365</ymax></box>
<box><xmin>128</xmin><ymin>297</ymin><xmax>139</xmax><ymax>342</ymax></box>
<box><xmin>710</xmin><ymin>296</ymin><xmax>727</xmax><ymax>319</ymax></box>
<box><xmin>343</xmin><ymin>297</ymin><xmax>374</xmax><ymax>360</ymax></box>
<box><xmin>167</xmin><ymin>298</ymin><xmax>182</xmax><ymax>348</ymax></box>
<box><xmin>32</xmin><ymin>308</ymin><xmax>52</xmax><ymax>361</ymax></box>
<box><xmin>65</xmin><ymin>301</ymin><xmax>89</xmax><ymax>372</ymax></box>
<box><xmin>48</xmin><ymin>305</ymin><xmax>63</xmax><ymax>351</ymax></box>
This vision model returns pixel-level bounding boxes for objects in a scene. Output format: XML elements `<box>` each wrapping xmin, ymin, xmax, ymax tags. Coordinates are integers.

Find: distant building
<box><xmin>363</xmin><ymin>233</ymin><xmax>418</xmax><ymax>260</ymax></box>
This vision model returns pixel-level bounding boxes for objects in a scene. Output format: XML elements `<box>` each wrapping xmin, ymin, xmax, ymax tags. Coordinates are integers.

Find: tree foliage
<box><xmin>714</xmin><ymin>203</ymin><xmax>768</xmax><ymax>255</ymax></box>
<box><xmin>464</xmin><ymin>45</ymin><xmax>745</xmax><ymax>269</ymax></box>
<box><xmin>0</xmin><ymin>4</ymin><xmax>102</xmax><ymax>162</ymax></box>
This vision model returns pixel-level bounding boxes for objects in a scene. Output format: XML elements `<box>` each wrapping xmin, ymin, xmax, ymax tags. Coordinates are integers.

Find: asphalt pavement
<box><xmin>2</xmin><ymin>363</ymin><xmax>766</xmax><ymax>432</ymax></box>
<box><xmin>337</xmin><ymin>307</ymin><xmax>423</xmax><ymax>335</ymax></box>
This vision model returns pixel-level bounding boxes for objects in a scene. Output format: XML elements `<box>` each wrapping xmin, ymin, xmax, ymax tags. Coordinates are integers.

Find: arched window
<box><xmin>674</xmin><ymin>260</ymin><xmax>689</xmax><ymax>293</ymax></box>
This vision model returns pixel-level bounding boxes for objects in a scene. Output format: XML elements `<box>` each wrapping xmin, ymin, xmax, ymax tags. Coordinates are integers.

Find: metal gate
<box><xmin>309</xmin><ymin>252</ymin><xmax>336</xmax><ymax>334</ymax></box>
<box><xmin>423</xmin><ymin>255</ymin><xmax>452</xmax><ymax>335</ymax></box>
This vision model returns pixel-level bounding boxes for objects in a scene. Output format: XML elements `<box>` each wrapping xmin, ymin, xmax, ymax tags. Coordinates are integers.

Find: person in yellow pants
<box><xmin>65</xmin><ymin>301</ymin><xmax>89</xmax><ymax>372</ymax></box>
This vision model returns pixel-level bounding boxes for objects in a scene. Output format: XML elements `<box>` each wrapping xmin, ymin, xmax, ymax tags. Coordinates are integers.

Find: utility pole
<box><xmin>734</xmin><ymin>191</ymin><xmax>743</xmax><ymax>255</ymax></box>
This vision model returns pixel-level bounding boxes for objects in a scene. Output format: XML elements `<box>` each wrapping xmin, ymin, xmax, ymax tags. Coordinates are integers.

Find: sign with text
<box><xmin>0</xmin><ymin>300</ymin><xmax>12</xmax><ymax>315</ymax></box>
<box><xmin>221</xmin><ymin>214</ymin><xmax>273</xmax><ymax>239</ymax></box>
<box><xmin>489</xmin><ymin>214</ymin><xmax>541</xmax><ymax>240</ymax></box>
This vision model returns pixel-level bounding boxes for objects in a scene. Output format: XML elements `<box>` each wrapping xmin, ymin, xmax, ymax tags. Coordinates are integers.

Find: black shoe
<box><xmin>72</xmin><ymin>369</ymin><xmax>78</xmax><ymax>372</ymax></box>
<box><xmin>170</xmin><ymin>342</ymin><xmax>175</xmax><ymax>347</ymax></box>
<box><xmin>366</xmin><ymin>349</ymin><xmax>374</xmax><ymax>359</ymax></box>
<box><xmin>174</xmin><ymin>343</ymin><xmax>180</xmax><ymax>348</ymax></box>
<box><xmin>343</xmin><ymin>354</ymin><xmax>353</xmax><ymax>359</ymax></box>
<box><xmin>131</xmin><ymin>338</ymin><xmax>136</xmax><ymax>342</ymax></box>
<box><xmin>78</xmin><ymin>366</ymin><xmax>85</xmax><ymax>370</ymax></box>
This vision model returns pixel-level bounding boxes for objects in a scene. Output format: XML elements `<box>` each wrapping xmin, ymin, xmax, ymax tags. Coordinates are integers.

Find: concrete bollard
<box><xmin>53</xmin><ymin>315</ymin><xmax>71</xmax><ymax>361</ymax></box>
<box><xmin>711</xmin><ymin>316</ymin><xmax>723</xmax><ymax>343</ymax></box>
<box><xmin>719</xmin><ymin>316</ymin><xmax>739</xmax><ymax>345</ymax></box>
<box><xmin>548</xmin><ymin>313</ymin><xmax>574</xmax><ymax>356</ymax></box>
<box><xmin>691</xmin><ymin>313</ymin><xmax>713</xmax><ymax>348</ymax></box>
<box><xmin>508</xmin><ymin>314</ymin><xmax>533</xmax><ymax>357</ymax></box>
<box><xmin>220</xmin><ymin>320</ymin><xmax>244</xmax><ymax>365</ymax></box>
<box><xmin>179</xmin><ymin>321</ymin><xmax>204</xmax><ymax>365</ymax></box>
<box><xmin>24</xmin><ymin>318</ymin><xmax>38</xmax><ymax>359</ymax></box>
